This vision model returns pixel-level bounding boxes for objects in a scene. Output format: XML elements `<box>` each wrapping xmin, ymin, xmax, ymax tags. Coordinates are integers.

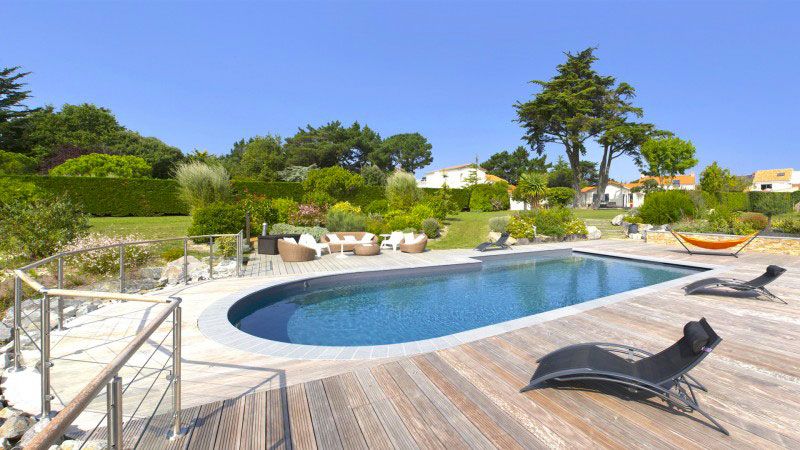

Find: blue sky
<box><xmin>3</xmin><ymin>1</ymin><xmax>799</xmax><ymax>181</ymax></box>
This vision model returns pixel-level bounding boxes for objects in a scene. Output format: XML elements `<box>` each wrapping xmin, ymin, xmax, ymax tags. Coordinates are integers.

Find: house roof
<box><xmin>425</xmin><ymin>163</ymin><xmax>483</xmax><ymax>174</ymax></box>
<box><xmin>580</xmin><ymin>180</ymin><xmax>627</xmax><ymax>193</ymax></box>
<box><xmin>635</xmin><ymin>174</ymin><xmax>696</xmax><ymax>186</ymax></box>
<box><xmin>753</xmin><ymin>168</ymin><xmax>793</xmax><ymax>182</ymax></box>
<box><xmin>484</xmin><ymin>174</ymin><xmax>516</xmax><ymax>191</ymax></box>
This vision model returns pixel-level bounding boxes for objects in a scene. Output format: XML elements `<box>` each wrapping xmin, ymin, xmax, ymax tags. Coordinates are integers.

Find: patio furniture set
<box><xmin>273</xmin><ymin>231</ymin><xmax>428</xmax><ymax>262</ymax></box>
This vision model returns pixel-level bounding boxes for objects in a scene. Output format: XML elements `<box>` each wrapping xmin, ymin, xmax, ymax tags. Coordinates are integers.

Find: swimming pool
<box><xmin>228</xmin><ymin>251</ymin><xmax>702</xmax><ymax>347</ymax></box>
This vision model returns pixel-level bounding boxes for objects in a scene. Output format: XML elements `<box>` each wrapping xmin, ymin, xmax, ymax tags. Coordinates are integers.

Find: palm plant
<box><xmin>513</xmin><ymin>172</ymin><xmax>549</xmax><ymax>209</ymax></box>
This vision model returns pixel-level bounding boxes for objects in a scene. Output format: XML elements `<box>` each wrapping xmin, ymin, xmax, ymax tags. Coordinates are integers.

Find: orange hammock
<box><xmin>670</xmin><ymin>230</ymin><xmax>760</xmax><ymax>256</ymax></box>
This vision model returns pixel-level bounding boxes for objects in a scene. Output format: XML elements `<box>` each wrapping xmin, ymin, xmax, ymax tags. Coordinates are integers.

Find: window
<box><xmin>761</xmin><ymin>184</ymin><xmax>772</xmax><ymax>190</ymax></box>
<box><xmin>421</xmin><ymin>176</ymin><xmax>427</xmax><ymax>182</ymax></box>
<box><xmin>672</xmin><ymin>179</ymin><xmax>681</xmax><ymax>186</ymax></box>
<box><xmin>604</xmin><ymin>193</ymin><xmax>610</xmax><ymax>202</ymax></box>
<box><xmin>777</xmin><ymin>172</ymin><xmax>785</xmax><ymax>177</ymax></box>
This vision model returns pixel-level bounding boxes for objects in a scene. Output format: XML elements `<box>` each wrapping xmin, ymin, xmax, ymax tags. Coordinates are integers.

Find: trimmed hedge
<box><xmin>3</xmin><ymin>175</ymin><xmax>473</xmax><ymax>216</ymax></box>
<box><xmin>748</xmin><ymin>191</ymin><xmax>793</xmax><ymax>215</ymax></box>
<box><xmin>2</xmin><ymin>175</ymin><xmax>188</xmax><ymax>216</ymax></box>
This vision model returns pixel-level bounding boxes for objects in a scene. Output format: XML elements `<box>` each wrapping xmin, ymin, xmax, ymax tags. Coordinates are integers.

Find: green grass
<box><xmin>429</xmin><ymin>208</ymin><xmax>629</xmax><ymax>249</ymax></box>
<box><xmin>88</xmin><ymin>216</ymin><xmax>192</xmax><ymax>239</ymax></box>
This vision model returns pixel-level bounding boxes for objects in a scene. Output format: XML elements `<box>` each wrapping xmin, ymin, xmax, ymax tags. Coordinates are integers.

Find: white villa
<box><xmin>418</xmin><ymin>163</ymin><xmax>527</xmax><ymax>210</ymax></box>
<box><xmin>577</xmin><ymin>174</ymin><xmax>697</xmax><ymax>209</ymax></box>
<box><xmin>750</xmin><ymin>168</ymin><xmax>800</xmax><ymax>192</ymax></box>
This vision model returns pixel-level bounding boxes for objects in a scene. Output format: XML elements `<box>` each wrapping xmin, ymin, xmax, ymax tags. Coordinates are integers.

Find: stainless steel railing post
<box><xmin>57</xmin><ymin>256</ymin><xmax>64</xmax><ymax>330</ymax></box>
<box><xmin>118</xmin><ymin>244</ymin><xmax>125</xmax><ymax>293</ymax></box>
<box><xmin>236</xmin><ymin>231</ymin><xmax>243</xmax><ymax>277</ymax></box>
<box><xmin>208</xmin><ymin>237</ymin><xmax>214</xmax><ymax>280</ymax></box>
<box><xmin>183</xmin><ymin>238</ymin><xmax>189</xmax><ymax>284</ymax></box>
<box><xmin>169</xmin><ymin>305</ymin><xmax>185</xmax><ymax>439</ymax></box>
<box><xmin>40</xmin><ymin>292</ymin><xmax>52</xmax><ymax>421</ymax></box>
<box><xmin>13</xmin><ymin>276</ymin><xmax>22</xmax><ymax>370</ymax></box>
<box><xmin>106</xmin><ymin>375</ymin><xmax>123</xmax><ymax>450</ymax></box>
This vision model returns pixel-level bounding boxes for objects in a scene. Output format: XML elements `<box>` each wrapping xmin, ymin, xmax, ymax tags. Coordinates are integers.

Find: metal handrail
<box><xmin>12</xmin><ymin>231</ymin><xmax>246</xmax><ymax>448</ymax></box>
<box><xmin>24</xmin><ymin>298</ymin><xmax>181</xmax><ymax>450</ymax></box>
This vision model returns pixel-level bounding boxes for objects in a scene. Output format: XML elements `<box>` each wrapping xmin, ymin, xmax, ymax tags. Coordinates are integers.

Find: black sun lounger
<box><xmin>475</xmin><ymin>232</ymin><xmax>511</xmax><ymax>252</ymax></box>
<box><xmin>520</xmin><ymin>318</ymin><xmax>729</xmax><ymax>435</ymax></box>
<box><xmin>684</xmin><ymin>265</ymin><xmax>787</xmax><ymax>304</ymax></box>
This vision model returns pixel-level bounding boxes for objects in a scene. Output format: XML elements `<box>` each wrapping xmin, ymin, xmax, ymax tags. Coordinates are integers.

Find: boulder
<box><xmin>0</xmin><ymin>408</ymin><xmax>22</xmax><ymax>419</ymax></box>
<box><xmin>611</xmin><ymin>214</ymin><xmax>626</xmax><ymax>226</ymax></box>
<box><xmin>138</xmin><ymin>267</ymin><xmax>163</xmax><ymax>280</ymax></box>
<box><xmin>59</xmin><ymin>440</ymin><xmax>108</xmax><ymax>450</ymax></box>
<box><xmin>213</xmin><ymin>259</ymin><xmax>238</xmax><ymax>278</ymax></box>
<box><xmin>0</xmin><ymin>414</ymin><xmax>35</xmax><ymax>440</ymax></box>
<box><xmin>0</xmin><ymin>323</ymin><xmax>11</xmax><ymax>345</ymax></box>
<box><xmin>628</xmin><ymin>233</ymin><xmax>642</xmax><ymax>240</ymax></box>
<box><xmin>586</xmin><ymin>226</ymin><xmax>602</xmax><ymax>240</ymax></box>
<box><xmin>160</xmin><ymin>256</ymin><xmax>203</xmax><ymax>285</ymax></box>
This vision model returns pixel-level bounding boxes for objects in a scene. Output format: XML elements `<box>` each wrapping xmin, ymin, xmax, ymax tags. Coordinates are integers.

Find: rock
<box><xmin>0</xmin><ymin>407</ymin><xmax>21</xmax><ymax>419</ymax></box>
<box><xmin>160</xmin><ymin>256</ymin><xmax>204</xmax><ymax>285</ymax></box>
<box><xmin>138</xmin><ymin>267</ymin><xmax>163</xmax><ymax>280</ymax></box>
<box><xmin>627</xmin><ymin>223</ymin><xmax>639</xmax><ymax>235</ymax></box>
<box><xmin>0</xmin><ymin>438</ymin><xmax>12</xmax><ymax>449</ymax></box>
<box><xmin>515</xmin><ymin>238</ymin><xmax>530</xmax><ymax>245</ymax></box>
<box><xmin>0</xmin><ymin>323</ymin><xmax>11</xmax><ymax>345</ymax></box>
<box><xmin>213</xmin><ymin>259</ymin><xmax>237</xmax><ymax>278</ymax></box>
<box><xmin>60</xmin><ymin>440</ymin><xmax>107</xmax><ymax>450</ymax></box>
<box><xmin>628</xmin><ymin>233</ymin><xmax>642</xmax><ymax>240</ymax></box>
<box><xmin>611</xmin><ymin>214</ymin><xmax>625</xmax><ymax>226</ymax></box>
<box><xmin>586</xmin><ymin>226</ymin><xmax>602</xmax><ymax>240</ymax></box>
<box><xmin>0</xmin><ymin>414</ymin><xmax>35</xmax><ymax>440</ymax></box>
<box><xmin>124</xmin><ymin>278</ymin><xmax>161</xmax><ymax>293</ymax></box>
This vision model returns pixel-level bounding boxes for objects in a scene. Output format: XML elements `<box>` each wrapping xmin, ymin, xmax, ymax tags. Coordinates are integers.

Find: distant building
<box><xmin>633</xmin><ymin>174</ymin><xmax>697</xmax><ymax>191</ymax></box>
<box><xmin>750</xmin><ymin>168</ymin><xmax>800</xmax><ymax>192</ymax></box>
<box><xmin>578</xmin><ymin>181</ymin><xmax>645</xmax><ymax>209</ymax></box>
<box><xmin>418</xmin><ymin>164</ymin><xmax>526</xmax><ymax>210</ymax></box>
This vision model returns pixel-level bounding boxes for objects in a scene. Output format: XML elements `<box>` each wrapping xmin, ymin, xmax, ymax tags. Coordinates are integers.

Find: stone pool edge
<box><xmin>197</xmin><ymin>248</ymin><xmax>725</xmax><ymax>361</ymax></box>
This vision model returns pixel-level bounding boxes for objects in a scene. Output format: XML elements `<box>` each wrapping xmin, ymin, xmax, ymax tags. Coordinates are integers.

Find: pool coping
<box><xmin>197</xmin><ymin>247</ymin><xmax>727</xmax><ymax>360</ymax></box>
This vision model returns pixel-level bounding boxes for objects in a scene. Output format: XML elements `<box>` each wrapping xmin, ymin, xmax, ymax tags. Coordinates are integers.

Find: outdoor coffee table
<box><xmin>353</xmin><ymin>243</ymin><xmax>380</xmax><ymax>256</ymax></box>
<box><xmin>335</xmin><ymin>242</ymin><xmax>348</xmax><ymax>259</ymax></box>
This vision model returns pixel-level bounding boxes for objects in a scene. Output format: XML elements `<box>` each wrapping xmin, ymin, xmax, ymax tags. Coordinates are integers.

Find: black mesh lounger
<box><xmin>520</xmin><ymin>318</ymin><xmax>729</xmax><ymax>435</ymax></box>
<box><xmin>475</xmin><ymin>232</ymin><xmax>511</xmax><ymax>252</ymax></box>
<box><xmin>684</xmin><ymin>265</ymin><xmax>787</xmax><ymax>304</ymax></box>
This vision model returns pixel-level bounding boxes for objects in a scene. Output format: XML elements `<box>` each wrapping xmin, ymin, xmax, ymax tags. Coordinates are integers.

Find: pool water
<box><xmin>233</xmin><ymin>253</ymin><xmax>700</xmax><ymax>346</ymax></box>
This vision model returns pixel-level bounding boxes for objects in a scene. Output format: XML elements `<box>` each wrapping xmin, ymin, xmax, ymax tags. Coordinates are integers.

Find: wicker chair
<box><xmin>277</xmin><ymin>239</ymin><xmax>316</xmax><ymax>262</ymax></box>
<box><xmin>399</xmin><ymin>234</ymin><xmax>428</xmax><ymax>253</ymax></box>
<box><xmin>320</xmin><ymin>232</ymin><xmax>378</xmax><ymax>252</ymax></box>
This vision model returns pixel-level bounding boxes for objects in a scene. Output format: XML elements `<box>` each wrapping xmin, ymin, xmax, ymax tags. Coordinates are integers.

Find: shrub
<box><xmin>329</xmin><ymin>201</ymin><xmax>361</xmax><ymax>214</ymax></box>
<box><xmin>364</xmin><ymin>199</ymin><xmax>389</xmax><ymax>214</ymax></box>
<box><xmin>302</xmin><ymin>191</ymin><xmax>336</xmax><ymax>208</ymax></box>
<box><xmin>214</xmin><ymin>236</ymin><xmax>238</xmax><ymax>257</ymax></box>
<box><xmin>326</xmin><ymin>210</ymin><xmax>366</xmax><ymax>232</ymax></box>
<box><xmin>63</xmin><ymin>234</ymin><xmax>151</xmax><ymax>274</ymax></box>
<box><xmin>303</xmin><ymin>166</ymin><xmax>364</xmax><ymax>199</ymax></box>
<box><xmin>0</xmin><ymin>150</ymin><xmax>38</xmax><ymax>175</ymax></box>
<box><xmin>748</xmin><ymin>192</ymin><xmax>792</xmax><ymax>228</ymax></box>
<box><xmin>160</xmin><ymin>246</ymin><xmax>185</xmax><ymax>262</ymax></box>
<box><xmin>50</xmin><ymin>153</ymin><xmax>152</xmax><ymax>178</ymax></box>
<box><xmin>523</xmin><ymin>207</ymin><xmax>574</xmax><ymax>237</ymax></box>
<box><xmin>719</xmin><ymin>192</ymin><xmax>749</xmax><ymax>212</ymax></box>
<box><xmin>0</xmin><ymin>177</ymin><xmax>42</xmax><ymax>206</ymax></box>
<box><xmin>386</xmin><ymin>171</ymin><xmax>421</xmax><ymax>210</ymax></box>
<box><xmin>507</xmin><ymin>215</ymin><xmax>537</xmax><ymax>240</ymax></box>
<box><xmin>737</xmin><ymin>212</ymin><xmax>768</xmax><ymax>231</ymax></box>
<box><xmin>289</xmin><ymin>203</ymin><xmax>325</xmax><ymax>226</ymax></box>
<box><xmin>638</xmin><ymin>191</ymin><xmax>696</xmax><ymax>225</ymax></box>
<box><xmin>0</xmin><ymin>195</ymin><xmax>90</xmax><ymax>259</ymax></box>
<box><xmin>361</xmin><ymin>165</ymin><xmax>387</xmax><ymax>186</ymax></box>
<box><xmin>187</xmin><ymin>202</ymin><xmax>244</xmax><ymax>236</ymax></box>
<box><xmin>423</xmin><ymin>185</ymin><xmax>458</xmax><ymax>219</ymax></box>
<box><xmin>269</xmin><ymin>223</ymin><xmax>329</xmax><ymax>240</ymax></box>
<box><xmin>624</xmin><ymin>215</ymin><xmax>644</xmax><ymax>224</ymax></box>
<box><xmin>489</xmin><ymin>215</ymin><xmax>511</xmax><ymax>233</ymax></box>
<box><xmin>270</xmin><ymin>198</ymin><xmax>298</xmax><ymax>223</ymax></box>
<box><xmin>545</xmin><ymin>187</ymin><xmax>575</xmax><ymax>208</ymax></box>
<box><xmin>469</xmin><ymin>183</ymin><xmax>510</xmax><ymax>212</ymax></box>
<box><xmin>365</xmin><ymin>214</ymin><xmax>388</xmax><ymax>235</ymax></box>
<box><xmin>774</xmin><ymin>215</ymin><xmax>800</xmax><ymax>234</ymax></box>
<box><xmin>175</xmin><ymin>161</ymin><xmax>231</xmax><ymax>210</ymax></box>
<box><xmin>385</xmin><ymin>210</ymin><xmax>421</xmax><ymax>231</ymax></box>
<box><xmin>239</xmin><ymin>195</ymin><xmax>279</xmax><ymax>236</ymax></box>
<box><xmin>410</xmin><ymin>204</ymin><xmax>436</xmax><ymax>223</ymax></box>
<box><xmin>421</xmin><ymin>218</ymin><xmax>440</xmax><ymax>238</ymax></box>
<box><xmin>564</xmin><ymin>219</ymin><xmax>588</xmax><ymax>236</ymax></box>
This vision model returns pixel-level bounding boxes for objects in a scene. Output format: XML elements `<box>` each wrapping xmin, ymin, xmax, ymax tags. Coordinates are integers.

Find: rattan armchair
<box><xmin>277</xmin><ymin>239</ymin><xmax>317</xmax><ymax>262</ymax></box>
<box><xmin>399</xmin><ymin>234</ymin><xmax>428</xmax><ymax>253</ymax></box>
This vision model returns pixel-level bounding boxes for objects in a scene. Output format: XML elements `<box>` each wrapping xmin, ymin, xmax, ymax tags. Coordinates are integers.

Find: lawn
<box><xmin>429</xmin><ymin>208</ymin><xmax>627</xmax><ymax>249</ymax></box>
<box><xmin>88</xmin><ymin>216</ymin><xmax>192</xmax><ymax>239</ymax></box>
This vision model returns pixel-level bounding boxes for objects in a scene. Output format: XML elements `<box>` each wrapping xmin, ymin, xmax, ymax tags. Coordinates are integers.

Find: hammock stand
<box><xmin>669</xmin><ymin>229</ymin><xmax>760</xmax><ymax>257</ymax></box>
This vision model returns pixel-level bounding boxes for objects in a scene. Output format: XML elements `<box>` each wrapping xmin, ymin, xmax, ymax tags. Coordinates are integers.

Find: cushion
<box><xmin>404</xmin><ymin>232</ymin><xmax>415</xmax><ymax>243</ymax></box>
<box><xmin>361</xmin><ymin>232</ymin><xmax>375</xmax><ymax>242</ymax></box>
<box><xmin>344</xmin><ymin>235</ymin><xmax>357</xmax><ymax>242</ymax></box>
<box><xmin>683</xmin><ymin>321</ymin><xmax>710</xmax><ymax>354</ymax></box>
<box><xmin>326</xmin><ymin>234</ymin><xmax>341</xmax><ymax>243</ymax></box>
<box><xmin>410</xmin><ymin>235</ymin><xmax>425</xmax><ymax>244</ymax></box>
<box><xmin>282</xmin><ymin>237</ymin><xmax>297</xmax><ymax>244</ymax></box>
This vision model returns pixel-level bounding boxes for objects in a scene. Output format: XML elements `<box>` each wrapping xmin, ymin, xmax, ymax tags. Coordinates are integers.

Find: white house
<box><xmin>418</xmin><ymin>164</ymin><xmax>527</xmax><ymax>210</ymax></box>
<box><xmin>418</xmin><ymin>164</ymin><xmax>489</xmax><ymax>189</ymax></box>
<box><xmin>634</xmin><ymin>174</ymin><xmax>697</xmax><ymax>191</ymax></box>
<box><xmin>750</xmin><ymin>168</ymin><xmax>800</xmax><ymax>192</ymax></box>
<box><xmin>578</xmin><ymin>181</ymin><xmax>645</xmax><ymax>209</ymax></box>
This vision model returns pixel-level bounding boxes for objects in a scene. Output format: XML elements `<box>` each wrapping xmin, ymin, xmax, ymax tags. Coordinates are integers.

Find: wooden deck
<box><xmin>98</xmin><ymin>240</ymin><xmax>800</xmax><ymax>449</ymax></box>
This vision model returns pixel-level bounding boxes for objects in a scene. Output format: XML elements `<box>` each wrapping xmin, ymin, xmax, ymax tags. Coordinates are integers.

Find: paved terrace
<box><xmin>7</xmin><ymin>240</ymin><xmax>800</xmax><ymax>448</ymax></box>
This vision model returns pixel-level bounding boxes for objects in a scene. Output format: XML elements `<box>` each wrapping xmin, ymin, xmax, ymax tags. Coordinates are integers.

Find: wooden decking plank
<box><xmin>267</xmin><ymin>387</ymin><xmax>293</xmax><ymax>450</ymax></box>
<box><xmin>353</xmin><ymin>368</ymin><xmax>420</xmax><ymax>450</ymax></box>
<box><xmin>286</xmin><ymin>384</ymin><xmax>317</xmax><ymax>450</ymax></box>
<box><xmin>410</xmin><ymin>355</ymin><xmax>526</xmax><ymax>450</ymax></box>
<box><xmin>335</xmin><ymin>372</ymin><xmax>394</xmax><ymax>449</ymax></box>
<box><xmin>241</xmin><ymin>390</ymin><xmax>267</xmax><ymax>450</ymax></box>
<box><xmin>185</xmin><ymin>400</ymin><xmax>225</xmax><ymax>450</ymax></box>
<box><xmin>321</xmin><ymin>376</ymin><xmax>369</xmax><ymax>449</ymax></box>
<box><xmin>369</xmin><ymin>364</ymin><xmax>447</xmax><ymax>449</ymax></box>
<box><xmin>214</xmin><ymin>395</ymin><xmax>246</xmax><ymax>449</ymax></box>
<box><xmin>304</xmin><ymin>379</ymin><xmax>344</xmax><ymax>450</ymax></box>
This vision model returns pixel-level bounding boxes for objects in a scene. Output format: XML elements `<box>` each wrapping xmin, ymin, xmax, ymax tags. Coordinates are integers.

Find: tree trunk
<box><xmin>593</xmin><ymin>146</ymin><xmax>611</xmax><ymax>209</ymax></box>
<box><xmin>567</xmin><ymin>144</ymin><xmax>581</xmax><ymax>208</ymax></box>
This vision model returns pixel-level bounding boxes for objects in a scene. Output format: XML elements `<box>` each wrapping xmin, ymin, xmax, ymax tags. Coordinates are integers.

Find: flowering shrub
<box><xmin>270</xmin><ymin>198</ymin><xmax>299</xmax><ymax>223</ymax></box>
<box><xmin>774</xmin><ymin>215</ymin><xmax>800</xmax><ymax>234</ymax></box>
<box><xmin>507</xmin><ymin>215</ymin><xmax>536</xmax><ymax>240</ymax></box>
<box><xmin>564</xmin><ymin>219</ymin><xmax>588</xmax><ymax>236</ymax></box>
<box><xmin>488</xmin><ymin>216</ymin><xmax>510</xmax><ymax>233</ymax></box>
<box><xmin>214</xmin><ymin>236</ymin><xmax>237</xmax><ymax>257</ymax></box>
<box><xmin>63</xmin><ymin>234</ymin><xmax>151</xmax><ymax>274</ymax></box>
<box><xmin>737</xmin><ymin>212</ymin><xmax>768</xmax><ymax>231</ymax></box>
<box><xmin>329</xmin><ymin>201</ymin><xmax>361</xmax><ymax>214</ymax></box>
<box><xmin>289</xmin><ymin>203</ymin><xmax>325</xmax><ymax>226</ymax></box>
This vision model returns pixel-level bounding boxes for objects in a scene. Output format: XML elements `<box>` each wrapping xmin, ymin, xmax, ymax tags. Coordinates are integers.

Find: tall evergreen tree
<box><xmin>482</xmin><ymin>146</ymin><xmax>550</xmax><ymax>185</ymax></box>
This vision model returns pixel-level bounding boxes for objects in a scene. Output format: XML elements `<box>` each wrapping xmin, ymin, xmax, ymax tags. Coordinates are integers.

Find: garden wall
<box><xmin>645</xmin><ymin>229</ymin><xmax>800</xmax><ymax>256</ymax></box>
<box><xmin>2</xmin><ymin>175</ymin><xmax>471</xmax><ymax>217</ymax></box>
